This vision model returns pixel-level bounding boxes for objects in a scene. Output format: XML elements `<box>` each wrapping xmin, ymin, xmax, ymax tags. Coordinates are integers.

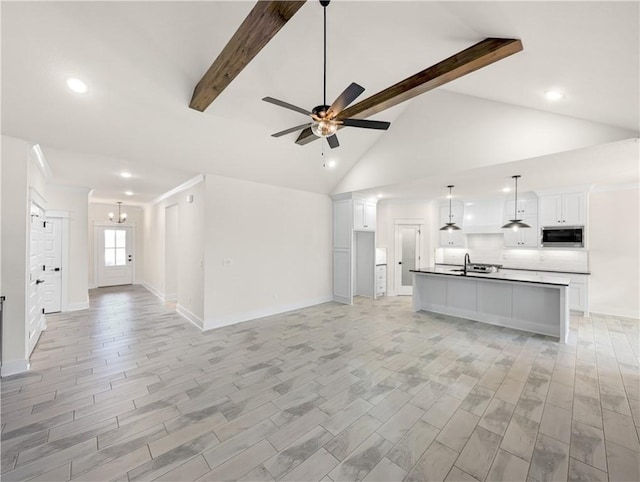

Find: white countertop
<box><xmin>411</xmin><ymin>266</ymin><xmax>571</xmax><ymax>286</ymax></box>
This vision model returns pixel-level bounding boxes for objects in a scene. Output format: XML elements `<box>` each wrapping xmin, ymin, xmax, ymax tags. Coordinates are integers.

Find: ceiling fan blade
<box><xmin>327</xmin><ymin>134</ymin><xmax>340</xmax><ymax>149</ymax></box>
<box><xmin>271</xmin><ymin>123</ymin><xmax>313</xmax><ymax>137</ymax></box>
<box><xmin>328</xmin><ymin>83</ymin><xmax>365</xmax><ymax>117</ymax></box>
<box><xmin>342</xmin><ymin>118</ymin><xmax>390</xmax><ymax>130</ymax></box>
<box><xmin>189</xmin><ymin>1</ymin><xmax>306</xmax><ymax>112</ymax></box>
<box><xmin>296</xmin><ymin>37</ymin><xmax>523</xmax><ymax>145</ymax></box>
<box><xmin>263</xmin><ymin>97</ymin><xmax>311</xmax><ymax>116</ymax></box>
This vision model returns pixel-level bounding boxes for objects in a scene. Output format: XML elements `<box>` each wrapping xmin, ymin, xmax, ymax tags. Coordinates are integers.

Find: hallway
<box><xmin>1</xmin><ymin>286</ymin><xmax>639</xmax><ymax>481</ymax></box>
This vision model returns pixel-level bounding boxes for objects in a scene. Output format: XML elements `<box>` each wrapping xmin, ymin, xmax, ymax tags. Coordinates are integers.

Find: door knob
<box><xmin>398</xmin><ymin>261</ymin><xmax>402</xmax><ymax>265</ymax></box>
<box><xmin>36</xmin><ymin>279</ymin><xmax>45</xmax><ymax>285</ymax></box>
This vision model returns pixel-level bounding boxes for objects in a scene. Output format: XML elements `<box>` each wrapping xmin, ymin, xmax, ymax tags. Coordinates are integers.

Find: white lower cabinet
<box><xmin>376</xmin><ymin>265</ymin><xmax>387</xmax><ymax>296</ymax></box>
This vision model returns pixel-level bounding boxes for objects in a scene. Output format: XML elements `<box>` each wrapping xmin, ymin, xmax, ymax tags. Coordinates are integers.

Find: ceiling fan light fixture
<box><xmin>311</xmin><ymin>119</ymin><xmax>338</xmax><ymax>137</ymax></box>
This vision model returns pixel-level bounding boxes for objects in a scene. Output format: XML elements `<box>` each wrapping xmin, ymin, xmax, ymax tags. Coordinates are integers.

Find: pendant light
<box><xmin>502</xmin><ymin>175</ymin><xmax>530</xmax><ymax>231</ymax></box>
<box><xmin>439</xmin><ymin>185</ymin><xmax>461</xmax><ymax>232</ymax></box>
<box><xmin>108</xmin><ymin>201</ymin><xmax>128</xmax><ymax>224</ymax></box>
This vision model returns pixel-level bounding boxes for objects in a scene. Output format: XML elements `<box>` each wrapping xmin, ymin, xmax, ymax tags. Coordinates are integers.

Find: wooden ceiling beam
<box><xmin>295</xmin><ymin>37</ymin><xmax>523</xmax><ymax>145</ymax></box>
<box><xmin>189</xmin><ymin>0</ymin><xmax>306</xmax><ymax>112</ymax></box>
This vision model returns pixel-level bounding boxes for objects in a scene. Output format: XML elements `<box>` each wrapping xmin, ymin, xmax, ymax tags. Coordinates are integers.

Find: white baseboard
<box><xmin>1</xmin><ymin>359</ymin><xmax>30</xmax><ymax>377</ymax></box>
<box><xmin>589</xmin><ymin>309</ymin><xmax>640</xmax><ymax>321</ymax></box>
<box><xmin>140</xmin><ymin>282</ymin><xmax>165</xmax><ymax>302</ymax></box>
<box><xmin>176</xmin><ymin>304</ymin><xmax>204</xmax><ymax>330</ymax></box>
<box><xmin>66</xmin><ymin>300</ymin><xmax>90</xmax><ymax>312</ymax></box>
<box><xmin>204</xmin><ymin>295</ymin><xmax>333</xmax><ymax>331</ymax></box>
<box><xmin>88</xmin><ymin>283</ymin><xmax>97</xmax><ymax>290</ymax></box>
<box><xmin>387</xmin><ymin>290</ymin><xmax>398</xmax><ymax>296</ymax></box>
<box><xmin>164</xmin><ymin>293</ymin><xmax>178</xmax><ymax>302</ymax></box>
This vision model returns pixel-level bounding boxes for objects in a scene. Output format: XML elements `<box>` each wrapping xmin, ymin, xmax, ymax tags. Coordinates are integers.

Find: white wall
<box><xmin>89</xmin><ymin>202</ymin><xmax>144</xmax><ymax>287</ymax></box>
<box><xmin>589</xmin><ymin>187</ymin><xmax>640</xmax><ymax>318</ymax></box>
<box><xmin>1</xmin><ymin>135</ymin><xmax>48</xmax><ymax>374</ymax></box>
<box><xmin>46</xmin><ymin>185</ymin><xmax>91</xmax><ymax>310</ymax></box>
<box><xmin>334</xmin><ymin>91</ymin><xmax>638</xmax><ymax>195</ymax></box>
<box><xmin>204</xmin><ymin>174</ymin><xmax>332</xmax><ymax>330</ymax></box>
<box><xmin>142</xmin><ymin>180</ymin><xmax>205</xmax><ymax>325</ymax></box>
<box><xmin>375</xmin><ymin>199</ymin><xmax>437</xmax><ymax>295</ymax></box>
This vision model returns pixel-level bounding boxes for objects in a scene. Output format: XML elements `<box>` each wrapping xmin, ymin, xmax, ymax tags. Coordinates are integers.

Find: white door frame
<box><xmin>44</xmin><ymin>211</ymin><xmax>70</xmax><ymax>312</ymax></box>
<box><xmin>394</xmin><ymin>219</ymin><xmax>424</xmax><ymax>296</ymax></box>
<box><xmin>93</xmin><ymin>222</ymin><xmax>136</xmax><ymax>287</ymax></box>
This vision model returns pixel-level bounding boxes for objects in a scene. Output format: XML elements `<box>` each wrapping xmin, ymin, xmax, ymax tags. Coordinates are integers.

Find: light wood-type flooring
<box><xmin>1</xmin><ymin>285</ymin><xmax>639</xmax><ymax>481</ymax></box>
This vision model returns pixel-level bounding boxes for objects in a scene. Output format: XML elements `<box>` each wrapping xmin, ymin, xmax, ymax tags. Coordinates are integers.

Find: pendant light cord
<box><xmin>513</xmin><ymin>176</ymin><xmax>519</xmax><ymax>219</ymax></box>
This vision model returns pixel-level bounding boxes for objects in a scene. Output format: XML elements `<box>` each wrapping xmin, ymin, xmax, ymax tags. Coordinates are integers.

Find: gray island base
<box><xmin>411</xmin><ymin>268</ymin><xmax>570</xmax><ymax>343</ymax></box>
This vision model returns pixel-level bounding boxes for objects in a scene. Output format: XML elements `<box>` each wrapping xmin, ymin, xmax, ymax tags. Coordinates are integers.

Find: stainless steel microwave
<box><xmin>541</xmin><ymin>226</ymin><xmax>584</xmax><ymax>248</ymax></box>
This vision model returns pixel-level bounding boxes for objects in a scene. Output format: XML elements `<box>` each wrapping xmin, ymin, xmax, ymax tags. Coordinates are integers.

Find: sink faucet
<box><xmin>463</xmin><ymin>253</ymin><xmax>471</xmax><ymax>275</ymax></box>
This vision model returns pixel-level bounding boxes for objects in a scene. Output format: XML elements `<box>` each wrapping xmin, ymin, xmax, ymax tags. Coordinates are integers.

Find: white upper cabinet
<box><xmin>504</xmin><ymin>213</ymin><xmax>538</xmax><ymax>247</ymax></box>
<box><xmin>440</xmin><ymin>204</ymin><xmax>463</xmax><ymax>226</ymax></box>
<box><xmin>440</xmin><ymin>229</ymin><xmax>465</xmax><ymax>247</ymax></box>
<box><xmin>353</xmin><ymin>200</ymin><xmax>376</xmax><ymax>231</ymax></box>
<box><xmin>539</xmin><ymin>192</ymin><xmax>585</xmax><ymax>226</ymax></box>
<box><xmin>505</xmin><ymin>197</ymin><xmax>538</xmax><ymax>217</ymax></box>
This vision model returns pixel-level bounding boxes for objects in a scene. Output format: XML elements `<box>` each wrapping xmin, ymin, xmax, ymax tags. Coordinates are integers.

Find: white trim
<box><xmin>1</xmin><ymin>359</ymin><xmax>30</xmax><ymax>377</ymax></box>
<box><xmin>88</xmin><ymin>283</ymin><xmax>97</xmax><ymax>290</ymax></box>
<box><xmin>93</xmin><ymin>221</ymin><xmax>136</xmax><ymax>228</ymax></box>
<box><xmin>589</xmin><ymin>309</ymin><xmax>640</xmax><ymax>320</ymax></box>
<box><xmin>66</xmin><ymin>301</ymin><xmax>89</xmax><ymax>312</ymax></box>
<box><xmin>204</xmin><ymin>296</ymin><xmax>333</xmax><ymax>331</ymax></box>
<box><xmin>151</xmin><ymin>174</ymin><xmax>205</xmax><ymax>205</ymax></box>
<box><xmin>176</xmin><ymin>304</ymin><xmax>204</xmax><ymax>330</ymax></box>
<box><xmin>164</xmin><ymin>293</ymin><xmax>178</xmax><ymax>302</ymax></box>
<box><xmin>140</xmin><ymin>281</ymin><xmax>165</xmax><ymax>302</ymax></box>
<box><xmin>30</xmin><ymin>144</ymin><xmax>53</xmax><ymax>178</ymax></box>
<box><xmin>45</xmin><ymin>210</ymin><xmax>70</xmax><ymax>218</ymax></box>
<box><xmin>29</xmin><ymin>187</ymin><xmax>47</xmax><ymax>209</ymax></box>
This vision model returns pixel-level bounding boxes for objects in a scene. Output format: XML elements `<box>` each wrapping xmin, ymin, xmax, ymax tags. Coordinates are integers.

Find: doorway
<box><xmin>96</xmin><ymin>226</ymin><xmax>134</xmax><ymax>287</ymax></box>
<box><xmin>28</xmin><ymin>201</ymin><xmax>46</xmax><ymax>355</ymax></box>
<box><xmin>395</xmin><ymin>224</ymin><xmax>422</xmax><ymax>295</ymax></box>
<box><xmin>164</xmin><ymin>204</ymin><xmax>179</xmax><ymax>301</ymax></box>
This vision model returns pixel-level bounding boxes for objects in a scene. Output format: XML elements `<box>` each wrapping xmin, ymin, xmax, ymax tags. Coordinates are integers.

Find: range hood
<box><xmin>463</xmin><ymin>199</ymin><xmax>505</xmax><ymax>234</ymax></box>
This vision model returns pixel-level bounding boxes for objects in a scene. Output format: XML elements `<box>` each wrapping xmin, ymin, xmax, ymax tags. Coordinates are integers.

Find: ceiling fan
<box><xmin>262</xmin><ymin>0</ymin><xmax>390</xmax><ymax>149</ymax></box>
<box><xmin>190</xmin><ymin>1</ymin><xmax>523</xmax><ymax>148</ymax></box>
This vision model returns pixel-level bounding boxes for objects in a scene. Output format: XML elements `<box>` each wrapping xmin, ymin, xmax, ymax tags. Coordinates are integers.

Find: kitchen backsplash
<box><xmin>435</xmin><ymin>234</ymin><xmax>589</xmax><ymax>272</ymax></box>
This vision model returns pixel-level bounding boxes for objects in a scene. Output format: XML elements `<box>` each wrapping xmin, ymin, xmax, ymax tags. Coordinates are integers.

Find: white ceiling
<box><xmin>2</xmin><ymin>1</ymin><xmax>638</xmax><ymax>202</ymax></box>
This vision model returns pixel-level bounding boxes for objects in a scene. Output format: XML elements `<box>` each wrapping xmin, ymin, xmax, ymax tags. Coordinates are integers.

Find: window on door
<box><xmin>104</xmin><ymin>229</ymin><xmax>127</xmax><ymax>267</ymax></box>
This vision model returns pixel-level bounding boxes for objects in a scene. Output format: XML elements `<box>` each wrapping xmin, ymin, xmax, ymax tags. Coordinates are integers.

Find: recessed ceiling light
<box><xmin>377</xmin><ymin>193</ymin><xmax>383</xmax><ymax>199</ymax></box>
<box><xmin>125</xmin><ymin>191</ymin><xmax>134</xmax><ymax>196</ymax></box>
<box><xmin>326</xmin><ymin>160</ymin><xmax>336</xmax><ymax>168</ymax></box>
<box><xmin>545</xmin><ymin>90</ymin><xmax>564</xmax><ymax>101</ymax></box>
<box><xmin>120</xmin><ymin>171</ymin><xmax>132</xmax><ymax>178</ymax></box>
<box><xmin>502</xmin><ymin>187</ymin><xmax>511</xmax><ymax>193</ymax></box>
<box><xmin>66</xmin><ymin>77</ymin><xmax>88</xmax><ymax>94</ymax></box>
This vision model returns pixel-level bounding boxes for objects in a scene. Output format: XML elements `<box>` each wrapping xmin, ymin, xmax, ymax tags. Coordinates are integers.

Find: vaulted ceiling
<box><xmin>2</xmin><ymin>1</ymin><xmax>638</xmax><ymax>203</ymax></box>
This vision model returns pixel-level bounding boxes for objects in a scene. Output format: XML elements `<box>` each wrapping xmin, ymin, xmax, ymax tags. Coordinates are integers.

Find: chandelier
<box><xmin>108</xmin><ymin>202</ymin><xmax>128</xmax><ymax>224</ymax></box>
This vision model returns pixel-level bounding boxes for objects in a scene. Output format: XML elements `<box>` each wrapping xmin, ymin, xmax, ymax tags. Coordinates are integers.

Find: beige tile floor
<box><xmin>1</xmin><ymin>285</ymin><xmax>639</xmax><ymax>481</ymax></box>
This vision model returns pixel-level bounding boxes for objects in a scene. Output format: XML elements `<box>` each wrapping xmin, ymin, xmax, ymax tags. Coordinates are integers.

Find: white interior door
<box><xmin>28</xmin><ymin>203</ymin><xmax>46</xmax><ymax>355</ymax></box>
<box><xmin>97</xmin><ymin>226</ymin><xmax>133</xmax><ymax>287</ymax></box>
<box><xmin>395</xmin><ymin>225</ymin><xmax>421</xmax><ymax>296</ymax></box>
<box><xmin>43</xmin><ymin>217</ymin><xmax>63</xmax><ymax>313</ymax></box>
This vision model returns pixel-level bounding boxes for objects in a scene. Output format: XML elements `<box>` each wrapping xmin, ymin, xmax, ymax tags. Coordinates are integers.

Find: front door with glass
<box><xmin>97</xmin><ymin>226</ymin><xmax>133</xmax><ymax>287</ymax></box>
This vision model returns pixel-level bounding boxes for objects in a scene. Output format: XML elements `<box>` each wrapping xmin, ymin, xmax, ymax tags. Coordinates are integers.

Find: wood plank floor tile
<box><xmin>2</xmin><ymin>285</ymin><xmax>639</xmax><ymax>481</ymax></box>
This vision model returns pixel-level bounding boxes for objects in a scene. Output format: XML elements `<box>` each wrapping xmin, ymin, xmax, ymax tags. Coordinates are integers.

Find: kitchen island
<box><xmin>411</xmin><ymin>267</ymin><xmax>570</xmax><ymax>343</ymax></box>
